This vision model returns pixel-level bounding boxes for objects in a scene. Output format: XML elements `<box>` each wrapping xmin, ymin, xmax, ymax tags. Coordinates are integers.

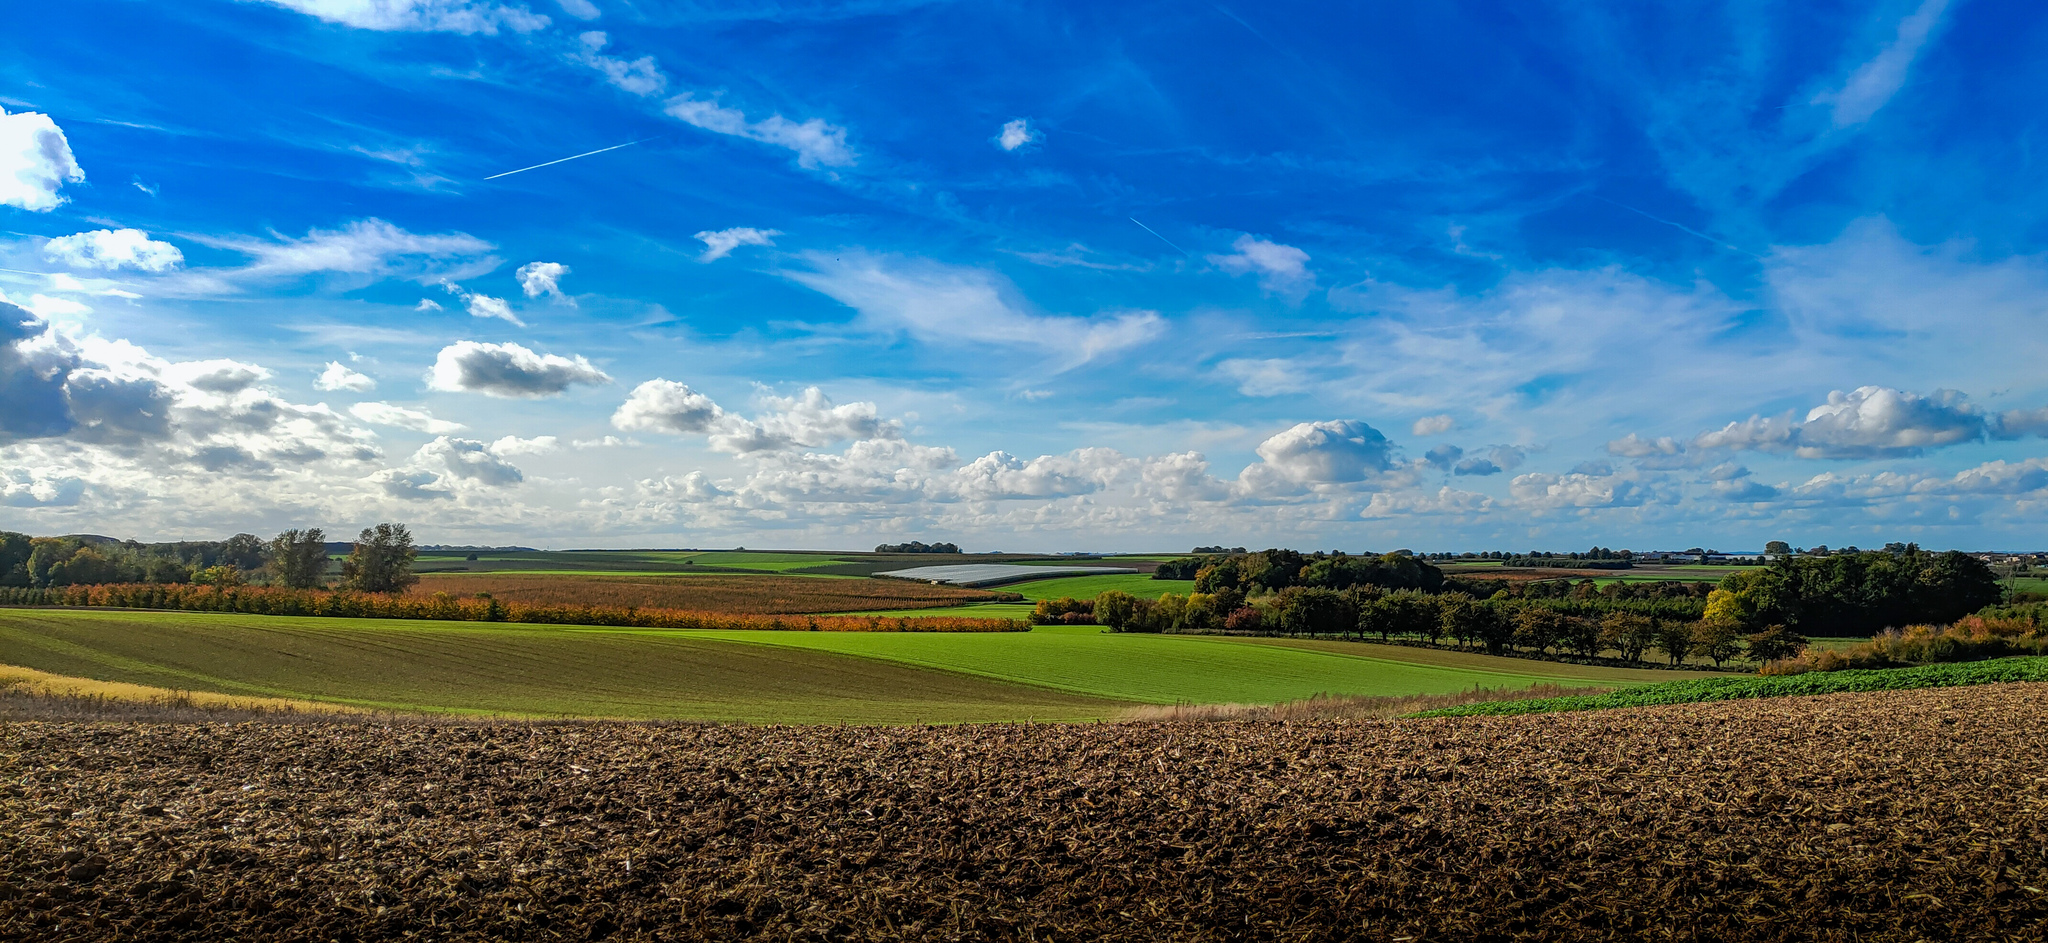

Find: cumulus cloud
<box><xmin>951</xmin><ymin>449</ymin><xmax>1120</xmax><ymax>501</ymax></box>
<box><xmin>349</xmin><ymin>401</ymin><xmax>465</xmax><ymax>434</ymax></box>
<box><xmin>996</xmin><ymin>119</ymin><xmax>1038</xmax><ymax>151</ymax></box>
<box><xmin>1207</xmin><ymin>234</ymin><xmax>1314</xmax><ymax>296</ymax></box>
<box><xmin>44</xmin><ymin>229</ymin><xmax>183</xmax><ymax>272</ymax></box>
<box><xmin>664</xmin><ymin>95</ymin><xmax>854</xmax><ymax>168</ymax></box>
<box><xmin>612</xmin><ymin>379</ymin><xmax>726</xmax><ymax>434</ymax></box>
<box><xmin>315</xmin><ymin>361</ymin><xmax>376</xmax><ymax>392</ymax></box>
<box><xmin>2</xmin><ymin>301</ymin><xmax>381</xmax><ymax>477</ymax></box>
<box><xmin>516</xmin><ymin>262</ymin><xmax>569</xmax><ymax>302</ymax></box>
<box><xmin>1812</xmin><ymin>0</ymin><xmax>1952</xmax><ymax>128</ymax></box>
<box><xmin>427</xmin><ymin>341</ymin><xmax>610</xmax><ymax>398</ymax></box>
<box><xmin>1412</xmin><ymin>414</ymin><xmax>1455</xmax><ymax>436</ymax></box>
<box><xmin>416</xmin><ymin>298</ymin><xmax>444</xmax><ymax>312</ymax></box>
<box><xmin>1453</xmin><ymin>457</ymin><xmax>1501</xmax><ymax>476</ymax></box>
<box><xmin>165</xmin><ymin>359</ymin><xmax>272</xmax><ymax>394</ymax></box>
<box><xmin>1251</xmin><ymin>420</ymin><xmax>1394</xmax><ymax>485</ymax></box>
<box><xmin>709</xmin><ymin>387</ymin><xmax>901</xmax><ymax>455</ymax></box>
<box><xmin>575</xmin><ymin>31</ymin><xmax>665</xmax><ymax>97</ymax></box>
<box><xmin>221</xmin><ymin>219</ymin><xmax>497</xmax><ymax>282</ymax></box>
<box><xmin>556</xmin><ymin>0</ymin><xmax>599</xmax><ymax>18</ymax></box>
<box><xmin>1510</xmin><ymin>470</ymin><xmax>1657</xmax><ymax>509</ymax></box>
<box><xmin>490</xmin><ymin>434</ymin><xmax>559</xmax><ymax>456</ymax></box>
<box><xmin>256</xmin><ymin>0</ymin><xmax>549</xmax><ymax>34</ymax></box>
<box><xmin>0</xmin><ymin>106</ymin><xmax>84</xmax><ymax>211</ymax></box>
<box><xmin>1422</xmin><ymin>444</ymin><xmax>1463</xmax><ymax>470</ymax></box>
<box><xmin>1692</xmin><ymin>386</ymin><xmax>1988</xmax><ymax>459</ymax></box>
<box><xmin>694</xmin><ymin>227</ymin><xmax>780</xmax><ymax>262</ymax></box>
<box><xmin>785</xmin><ymin>252</ymin><xmax>1163</xmax><ymax>366</ymax></box>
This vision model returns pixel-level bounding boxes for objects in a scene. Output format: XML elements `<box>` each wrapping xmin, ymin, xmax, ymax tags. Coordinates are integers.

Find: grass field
<box><xmin>0</xmin><ymin>609</ymin><xmax>1713</xmax><ymax>722</ymax></box>
<box><xmin>1418</xmin><ymin>657</ymin><xmax>2048</xmax><ymax>717</ymax></box>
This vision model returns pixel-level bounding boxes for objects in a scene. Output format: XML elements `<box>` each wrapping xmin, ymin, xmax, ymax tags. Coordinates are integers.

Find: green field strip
<box><xmin>0</xmin><ymin>611</ymin><xmax>1123</xmax><ymax>723</ymax></box>
<box><xmin>694</xmin><ymin>624</ymin><xmax>1601</xmax><ymax>705</ymax></box>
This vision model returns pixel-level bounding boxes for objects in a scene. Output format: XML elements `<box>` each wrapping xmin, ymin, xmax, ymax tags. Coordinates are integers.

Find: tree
<box><xmin>1095</xmin><ymin>590</ymin><xmax>1138</xmax><ymax>632</ymax></box>
<box><xmin>219</xmin><ymin>533</ymin><xmax>267</xmax><ymax>571</ymax></box>
<box><xmin>0</xmin><ymin>531</ymin><xmax>32</xmax><ymax>587</ymax></box>
<box><xmin>1513</xmin><ymin>606</ymin><xmax>1564</xmax><ymax>654</ymax></box>
<box><xmin>341</xmin><ymin>523</ymin><xmax>418</xmax><ymax>593</ymax></box>
<box><xmin>268</xmin><ymin>528</ymin><xmax>330</xmax><ymax>589</ymax></box>
<box><xmin>1655</xmin><ymin>620</ymin><xmax>1696</xmax><ymax>665</ymax></box>
<box><xmin>1692</xmin><ymin>620</ymin><xmax>1741</xmax><ymax>667</ymax></box>
<box><xmin>1559</xmin><ymin>615</ymin><xmax>1602</xmax><ymax>658</ymax></box>
<box><xmin>1744</xmin><ymin>625</ymin><xmax>1808</xmax><ymax>663</ymax></box>
<box><xmin>1601</xmin><ymin>613</ymin><xmax>1656</xmax><ymax>663</ymax></box>
<box><xmin>1764</xmin><ymin>540</ymin><xmax>1791</xmax><ymax>556</ymax></box>
<box><xmin>1278</xmin><ymin>587</ymin><xmax>1354</xmax><ymax>637</ymax></box>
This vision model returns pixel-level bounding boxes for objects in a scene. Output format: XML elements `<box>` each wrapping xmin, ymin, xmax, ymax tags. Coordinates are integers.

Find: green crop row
<box><xmin>1413</xmin><ymin>656</ymin><xmax>2048</xmax><ymax>717</ymax></box>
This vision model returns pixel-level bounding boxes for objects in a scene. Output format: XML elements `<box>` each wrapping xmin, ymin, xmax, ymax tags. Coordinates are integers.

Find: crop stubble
<box><xmin>3</xmin><ymin>685</ymin><xmax>2045</xmax><ymax>941</ymax></box>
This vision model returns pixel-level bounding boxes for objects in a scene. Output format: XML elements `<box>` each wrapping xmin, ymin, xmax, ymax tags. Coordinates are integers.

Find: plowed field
<box><xmin>5</xmin><ymin>685</ymin><xmax>2046</xmax><ymax>941</ymax></box>
<box><xmin>410</xmin><ymin>574</ymin><xmax>1001</xmax><ymax>613</ymax></box>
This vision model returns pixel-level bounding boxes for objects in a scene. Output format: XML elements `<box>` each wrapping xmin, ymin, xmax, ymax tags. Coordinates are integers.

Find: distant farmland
<box><xmin>411</xmin><ymin>573</ymin><xmax>1004</xmax><ymax>614</ymax></box>
<box><xmin>0</xmin><ymin>610</ymin><xmax>1718</xmax><ymax>722</ymax></box>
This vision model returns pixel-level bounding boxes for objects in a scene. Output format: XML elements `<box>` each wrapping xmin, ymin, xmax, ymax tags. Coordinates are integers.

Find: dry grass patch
<box><xmin>412</xmin><ymin>573</ymin><xmax>1003</xmax><ymax>613</ymax></box>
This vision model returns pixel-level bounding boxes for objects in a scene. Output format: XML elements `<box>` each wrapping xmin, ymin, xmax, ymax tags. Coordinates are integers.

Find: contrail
<box><xmin>485</xmin><ymin>138</ymin><xmax>653</xmax><ymax>180</ymax></box>
<box><xmin>1590</xmin><ymin>196</ymin><xmax>1762</xmax><ymax>259</ymax></box>
<box><xmin>1129</xmin><ymin>217</ymin><xmax>1192</xmax><ymax>257</ymax></box>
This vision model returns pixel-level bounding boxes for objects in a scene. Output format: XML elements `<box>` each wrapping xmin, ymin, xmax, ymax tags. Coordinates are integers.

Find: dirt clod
<box><xmin>4</xmin><ymin>684</ymin><xmax>2047</xmax><ymax>940</ymax></box>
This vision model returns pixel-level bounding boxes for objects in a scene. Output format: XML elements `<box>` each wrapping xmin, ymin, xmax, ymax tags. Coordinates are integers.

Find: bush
<box><xmin>1761</xmin><ymin>613</ymin><xmax>2048</xmax><ymax>675</ymax></box>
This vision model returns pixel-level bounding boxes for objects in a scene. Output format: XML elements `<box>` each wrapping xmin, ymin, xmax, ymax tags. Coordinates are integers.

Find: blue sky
<box><xmin>4</xmin><ymin>0</ymin><xmax>2048</xmax><ymax>551</ymax></box>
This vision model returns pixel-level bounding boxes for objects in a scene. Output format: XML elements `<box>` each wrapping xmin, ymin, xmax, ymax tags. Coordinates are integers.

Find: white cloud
<box><xmin>694</xmin><ymin>227</ymin><xmax>780</xmax><ymax>262</ymax></box>
<box><xmin>1691</xmin><ymin>386</ymin><xmax>1988</xmax><ymax>459</ymax></box>
<box><xmin>462</xmin><ymin>292</ymin><xmax>524</xmax><ymax>326</ymax></box>
<box><xmin>416</xmin><ymin>298</ymin><xmax>444</xmax><ymax>312</ymax></box>
<box><xmin>612</xmin><ymin>379</ymin><xmax>726</xmax><ymax>434</ymax></box>
<box><xmin>1411</xmin><ymin>414</ymin><xmax>1455</xmax><ymax>436</ymax></box>
<box><xmin>572</xmin><ymin>434</ymin><xmax>629</xmax><ymax>449</ymax></box>
<box><xmin>1208</xmin><ymin>234</ymin><xmax>1314</xmax><ymax>296</ymax></box>
<box><xmin>427</xmin><ymin>341</ymin><xmax>610</xmax><ymax>398</ymax></box>
<box><xmin>664</xmin><ymin>95</ymin><xmax>854</xmax><ymax>168</ymax></box>
<box><xmin>950</xmin><ymin>449</ymin><xmax>1119</xmax><ymax>501</ymax></box>
<box><xmin>404</xmin><ymin>436</ymin><xmax>526</xmax><ymax>488</ymax></box>
<box><xmin>315</xmin><ymin>361</ymin><xmax>376</xmax><ymax>392</ymax></box>
<box><xmin>575</xmin><ymin>31</ymin><xmax>666</xmax><ymax>97</ymax></box>
<box><xmin>0</xmin><ymin>106</ymin><xmax>84</xmax><ymax>211</ymax></box>
<box><xmin>1812</xmin><ymin>0</ymin><xmax>1952</xmax><ymax>128</ymax></box>
<box><xmin>516</xmin><ymin>261</ymin><xmax>570</xmax><ymax>299</ymax></box>
<box><xmin>221</xmin><ymin>219</ymin><xmax>497</xmax><ymax>282</ymax></box>
<box><xmin>1216</xmin><ymin>358</ymin><xmax>1313</xmax><ymax>397</ymax></box>
<box><xmin>996</xmin><ymin>119</ymin><xmax>1038</xmax><ymax>151</ymax></box>
<box><xmin>2</xmin><ymin>300</ymin><xmax>382</xmax><ymax>473</ymax></box>
<box><xmin>350</xmin><ymin>401</ymin><xmax>466</xmax><ymax>434</ymax></box>
<box><xmin>256</xmin><ymin>0</ymin><xmax>550</xmax><ymax>34</ymax></box>
<box><xmin>490</xmin><ymin>434</ymin><xmax>560</xmax><ymax>456</ymax></box>
<box><xmin>557</xmin><ymin>0</ymin><xmax>599</xmax><ymax>20</ymax></box>
<box><xmin>1251</xmin><ymin>420</ymin><xmax>1394</xmax><ymax>485</ymax></box>
<box><xmin>165</xmin><ymin>359</ymin><xmax>272</xmax><ymax>394</ymax></box>
<box><xmin>785</xmin><ymin>252</ymin><xmax>1164</xmax><ymax>366</ymax></box>
<box><xmin>44</xmin><ymin>229</ymin><xmax>183</xmax><ymax>272</ymax></box>
<box><xmin>708</xmin><ymin>387</ymin><xmax>901</xmax><ymax>454</ymax></box>
<box><xmin>1510</xmin><ymin>470</ymin><xmax>1659</xmax><ymax>510</ymax></box>
<box><xmin>1607</xmin><ymin>433</ymin><xmax>1686</xmax><ymax>458</ymax></box>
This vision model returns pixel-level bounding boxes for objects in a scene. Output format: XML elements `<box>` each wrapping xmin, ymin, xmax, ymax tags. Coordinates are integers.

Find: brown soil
<box><xmin>409</xmin><ymin>573</ymin><xmax>1001</xmax><ymax>613</ymax></box>
<box><xmin>4</xmin><ymin>685</ymin><xmax>2045</xmax><ymax>941</ymax></box>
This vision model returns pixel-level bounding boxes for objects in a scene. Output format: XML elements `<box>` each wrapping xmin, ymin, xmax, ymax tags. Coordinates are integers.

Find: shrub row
<box><xmin>0</xmin><ymin>584</ymin><xmax>1027</xmax><ymax>633</ymax></box>
<box><xmin>1761</xmin><ymin>609</ymin><xmax>2048</xmax><ymax>675</ymax></box>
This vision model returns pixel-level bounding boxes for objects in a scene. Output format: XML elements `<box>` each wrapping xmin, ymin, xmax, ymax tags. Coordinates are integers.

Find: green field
<box><xmin>1417</xmin><ymin>657</ymin><xmax>2048</xmax><ymax>717</ymax></box>
<box><xmin>0</xmin><ymin>609</ymin><xmax>1721</xmax><ymax>723</ymax></box>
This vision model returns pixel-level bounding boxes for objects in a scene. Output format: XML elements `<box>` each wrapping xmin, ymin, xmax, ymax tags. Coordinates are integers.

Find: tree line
<box><xmin>874</xmin><ymin>541</ymin><xmax>962</xmax><ymax>554</ymax></box>
<box><xmin>0</xmin><ymin>524</ymin><xmax>421</xmax><ymax>593</ymax></box>
<box><xmin>1114</xmin><ymin>544</ymin><xmax>2008</xmax><ymax>667</ymax></box>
